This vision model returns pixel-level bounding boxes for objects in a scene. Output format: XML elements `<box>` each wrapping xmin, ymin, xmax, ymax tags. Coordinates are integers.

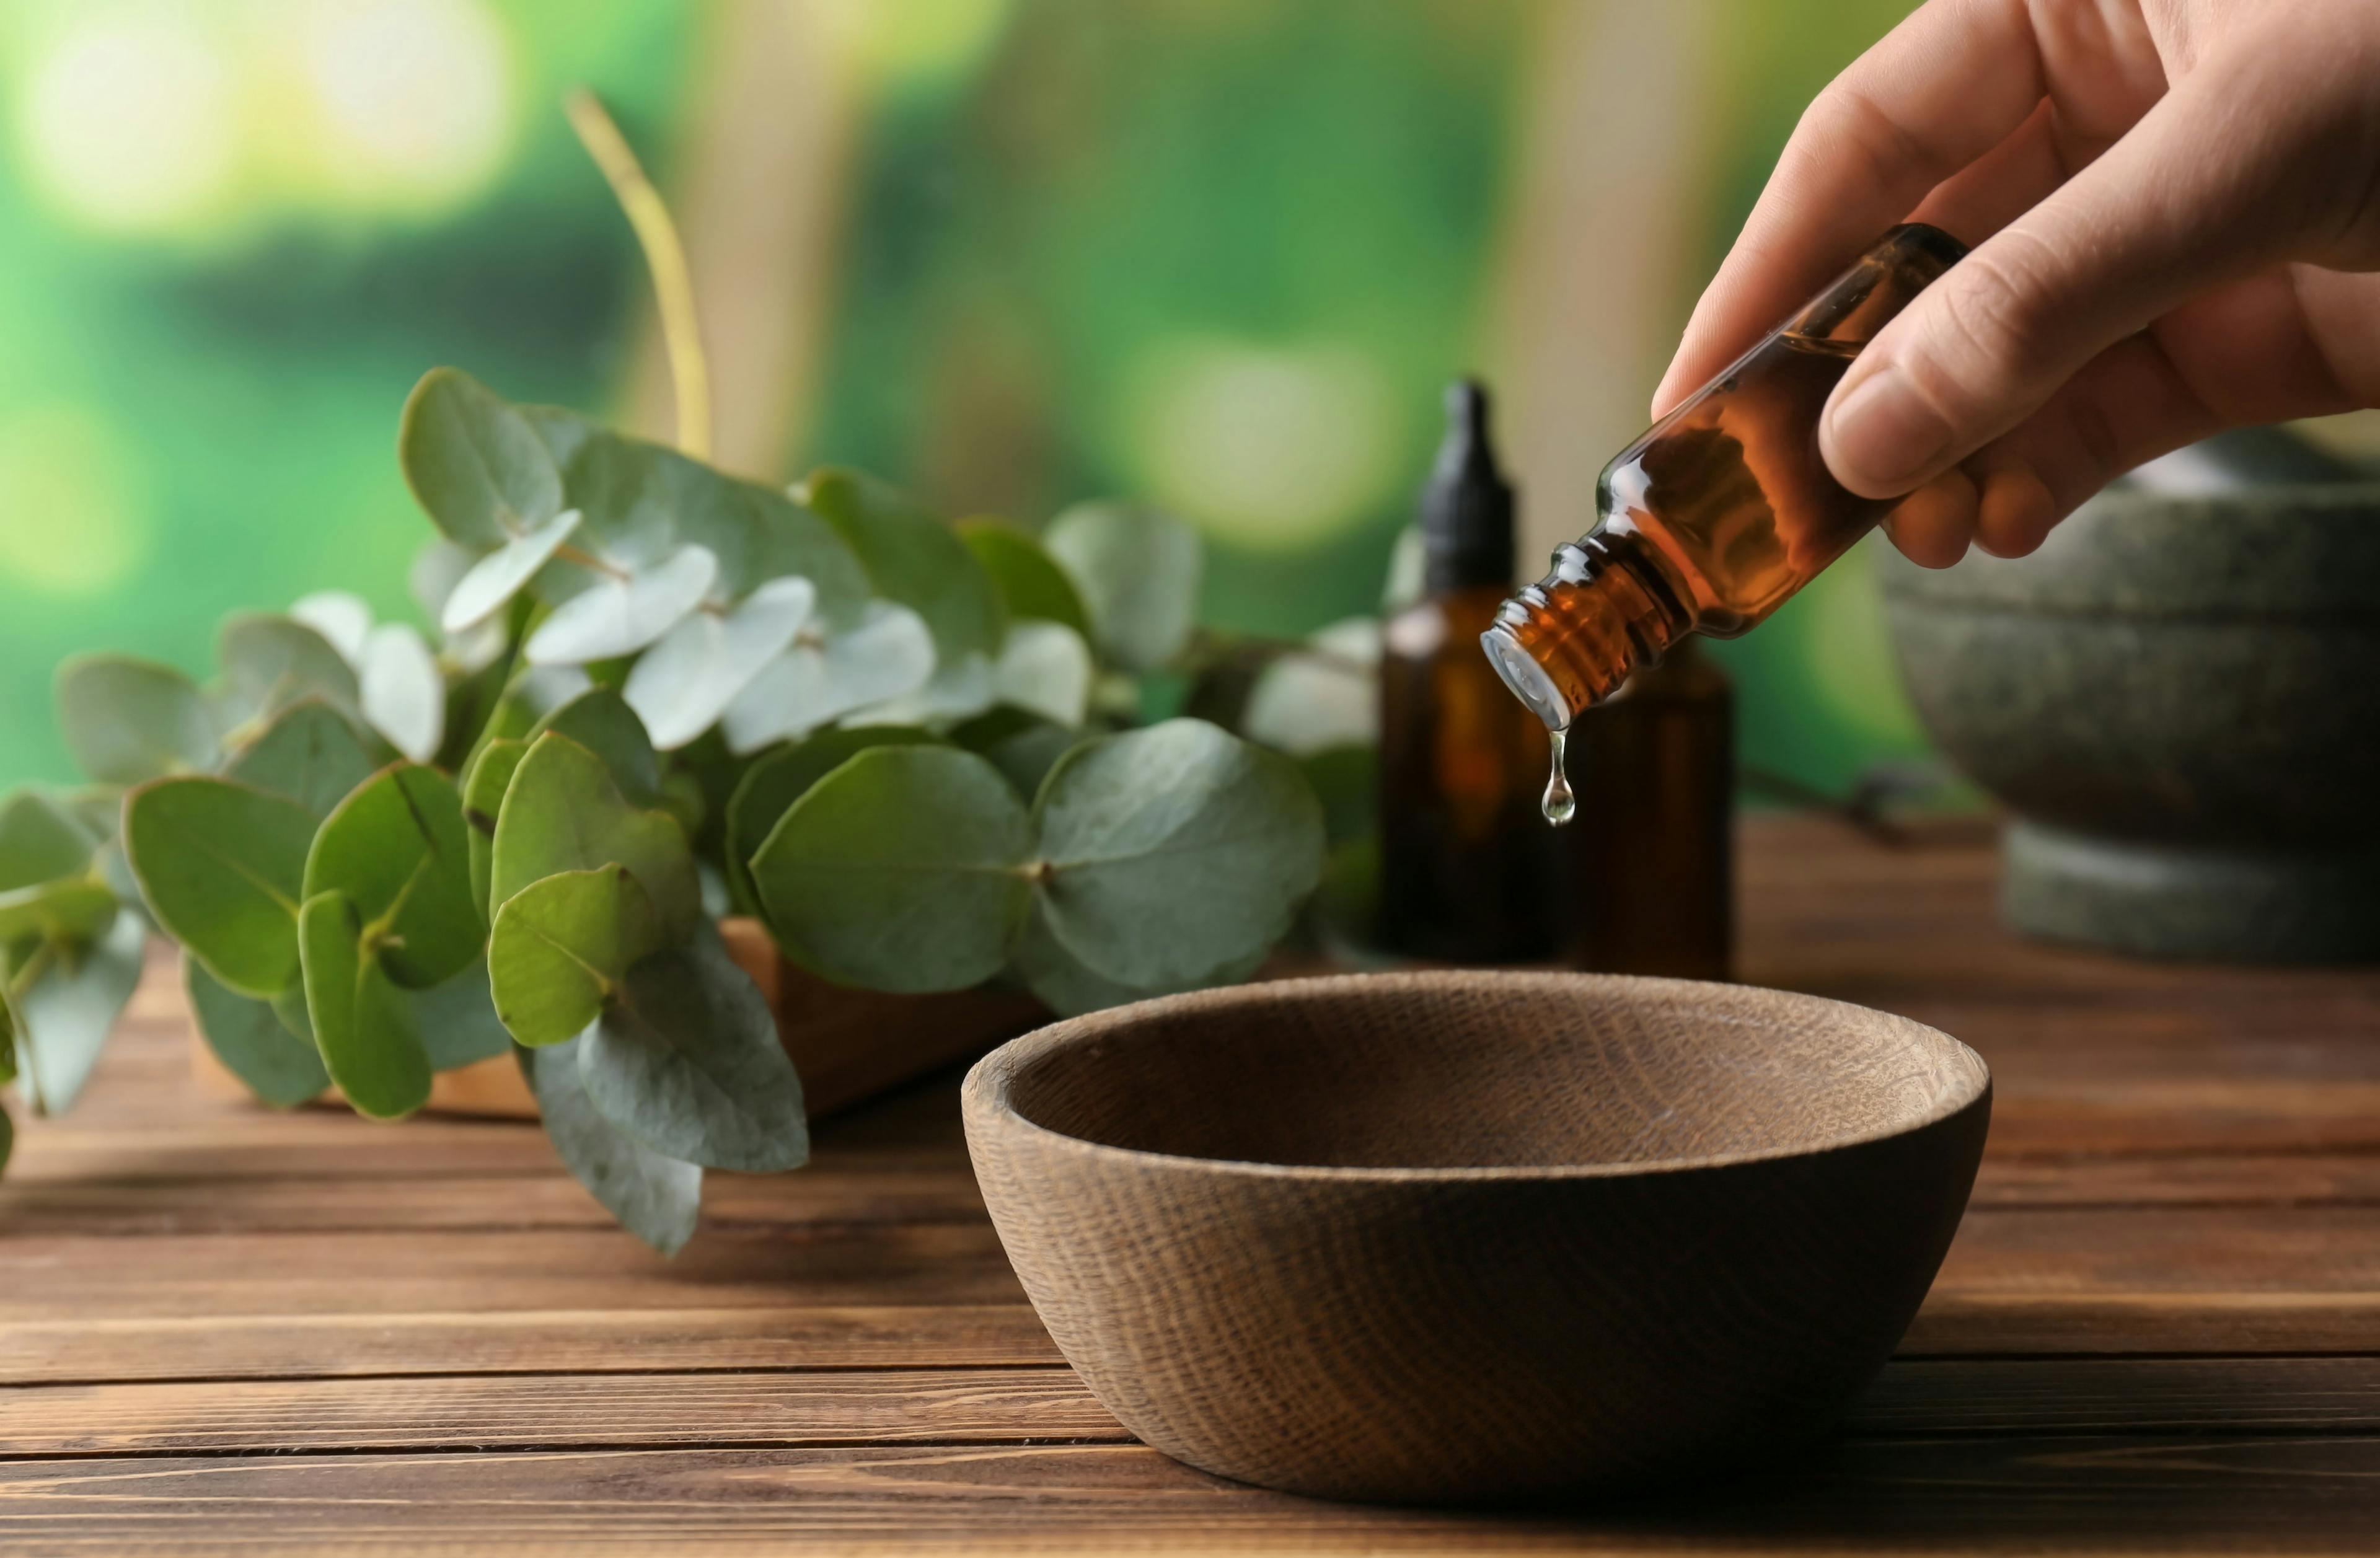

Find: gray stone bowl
<box><xmin>1878</xmin><ymin>485</ymin><xmax>2380</xmax><ymax>962</ymax></box>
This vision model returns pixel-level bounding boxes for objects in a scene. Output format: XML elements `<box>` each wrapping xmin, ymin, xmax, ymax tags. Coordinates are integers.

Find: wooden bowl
<box><xmin>963</xmin><ymin>970</ymin><xmax>1990</xmax><ymax>1503</ymax></box>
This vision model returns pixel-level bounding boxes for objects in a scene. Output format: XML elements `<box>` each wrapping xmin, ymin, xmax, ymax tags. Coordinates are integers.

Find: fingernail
<box><xmin>1826</xmin><ymin>366</ymin><xmax>1954</xmax><ymax>495</ymax></box>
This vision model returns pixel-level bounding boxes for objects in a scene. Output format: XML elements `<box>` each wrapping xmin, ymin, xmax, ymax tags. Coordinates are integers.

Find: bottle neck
<box><xmin>1478</xmin><ymin>532</ymin><xmax>1693</xmax><ymax>728</ymax></box>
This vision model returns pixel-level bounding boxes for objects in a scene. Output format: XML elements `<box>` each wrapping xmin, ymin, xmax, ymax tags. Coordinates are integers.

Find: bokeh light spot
<box><xmin>0</xmin><ymin>405</ymin><xmax>149</xmax><ymax>596</ymax></box>
<box><xmin>299</xmin><ymin>0</ymin><xmax>513</xmax><ymax>207</ymax></box>
<box><xmin>17</xmin><ymin>12</ymin><xmax>240</xmax><ymax>233</ymax></box>
<box><xmin>1123</xmin><ymin>338</ymin><xmax>1400</xmax><ymax>552</ymax></box>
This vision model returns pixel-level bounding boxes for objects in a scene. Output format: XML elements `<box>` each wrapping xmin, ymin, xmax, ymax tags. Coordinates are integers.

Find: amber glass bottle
<box><xmin>1559</xmin><ymin>639</ymin><xmax>1732</xmax><ymax>979</ymax></box>
<box><xmin>1378</xmin><ymin>382</ymin><xmax>1558</xmax><ymax>963</ymax></box>
<box><xmin>1481</xmin><ymin>224</ymin><xmax>1966</xmax><ymax>731</ymax></box>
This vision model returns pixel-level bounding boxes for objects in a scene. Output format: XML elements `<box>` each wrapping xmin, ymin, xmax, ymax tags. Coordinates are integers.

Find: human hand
<box><xmin>1652</xmin><ymin>0</ymin><xmax>2380</xmax><ymax>566</ymax></box>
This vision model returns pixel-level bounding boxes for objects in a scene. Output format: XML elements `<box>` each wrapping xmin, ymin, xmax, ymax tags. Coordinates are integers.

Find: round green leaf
<box><xmin>490</xmin><ymin>866</ymin><xmax>665</xmax><ymax>1048</ymax></box>
<box><xmin>751</xmin><ymin>746</ymin><xmax>1031</xmax><ymax>993</ymax></box>
<box><xmin>952</xmin><ymin>710</ymin><xmax>1078</xmax><ymax>803</ymax></box>
<box><xmin>1044</xmin><ymin>502</ymin><xmax>1202</xmax><ymax>672</ymax></box>
<box><xmin>461</xmin><ymin>737</ymin><xmax>528</xmax><ymax>920</ymax></box>
<box><xmin>577</xmin><ymin>927</ymin><xmax>807</xmax><ymax>1173</ymax></box>
<box><xmin>407</xmin><ymin>959</ymin><xmax>514</xmax><ymax>1072</ymax></box>
<box><xmin>185</xmin><ymin>954</ymin><xmax>328</xmax><ymax>1108</ymax></box>
<box><xmin>801</xmin><ymin>467</ymin><xmax>1004</xmax><ymax>661</ymax></box>
<box><xmin>720</xmin><ymin>602</ymin><xmax>936</xmax><ymax>754</ymax></box>
<box><xmin>670</xmin><ymin>461</ymin><xmax>870</xmax><ymax>625</ymax></box>
<box><xmin>217</xmin><ymin>614</ymin><xmax>361</xmax><ymax>733</ymax></box>
<box><xmin>548</xmin><ymin>430</ymin><xmax>681</xmax><ymax>567</ymax></box>
<box><xmin>721</xmin><ymin>727</ymin><xmax>940</xmax><ymax>918</ymax></box>
<box><xmin>956</xmin><ymin>519</ymin><xmax>1091</xmax><ymax>636</ymax></box>
<box><xmin>14</xmin><ymin>909</ymin><xmax>144</xmax><ymax>1114</ymax></box>
<box><xmin>524</xmin><ymin>544</ymin><xmax>717</xmax><ymax>666</ymax></box>
<box><xmin>123</xmin><ymin>777</ymin><xmax>316</xmax><ymax>998</ymax></box>
<box><xmin>297</xmin><ymin>889</ymin><xmax>430</xmax><ymax>1120</ymax></box>
<box><xmin>524</xmin><ymin>1037</ymin><xmax>702</xmax><ymax>1256</ymax></box>
<box><xmin>288</xmin><ymin>591</ymin><xmax>372</xmax><ymax>664</ymax></box>
<box><xmin>526</xmin><ymin>687</ymin><xmax>661</xmax><ymax>807</ymax></box>
<box><xmin>226</xmin><ymin>702</ymin><xmax>381</xmax><ymax>824</ymax></box>
<box><xmin>992</xmin><ymin>620</ymin><xmax>1092</xmax><ymax>727</ymax></box>
<box><xmin>441</xmin><ymin>506</ymin><xmax>584</xmax><ymax>632</ymax></box>
<box><xmin>399</xmin><ymin>367</ymin><xmax>565</xmax><ymax>547</ymax></box>
<box><xmin>359</xmin><ymin>624</ymin><xmax>446</xmax><ymax>765</ymax></box>
<box><xmin>0</xmin><ymin>790</ymin><xmax>99</xmax><ymax>892</ymax></box>
<box><xmin>1010</xmin><ymin>898</ymin><xmax>1265</xmax><ymax>1019</ymax></box>
<box><xmin>624</xmin><ymin>576</ymin><xmax>816</xmax><ymax>750</ymax></box>
<box><xmin>303</xmin><ymin>764</ymin><xmax>481</xmax><ymax>989</ymax></box>
<box><xmin>1032</xmin><ymin>718</ymin><xmax>1324</xmax><ymax>988</ymax></box>
<box><xmin>56</xmin><ymin>655</ymin><xmax>218</xmax><ymax>785</ymax></box>
<box><xmin>490</xmin><ymin>734</ymin><xmax>699</xmax><ymax>940</ymax></box>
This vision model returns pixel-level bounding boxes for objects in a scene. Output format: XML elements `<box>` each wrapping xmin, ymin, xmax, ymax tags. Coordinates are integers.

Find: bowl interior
<box><xmin>1001</xmin><ymin>973</ymin><xmax>1985</xmax><ymax>1173</ymax></box>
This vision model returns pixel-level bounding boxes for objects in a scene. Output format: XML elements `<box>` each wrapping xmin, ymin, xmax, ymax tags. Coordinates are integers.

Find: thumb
<box><xmin>1818</xmin><ymin>55</ymin><xmax>2317</xmax><ymax>499</ymax></box>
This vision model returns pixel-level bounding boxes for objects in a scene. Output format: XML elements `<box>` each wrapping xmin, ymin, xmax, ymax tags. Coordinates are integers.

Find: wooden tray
<box><xmin>190</xmin><ymin>917</ymin><xmax>1048</xmax><ymax>1122</ymax></box>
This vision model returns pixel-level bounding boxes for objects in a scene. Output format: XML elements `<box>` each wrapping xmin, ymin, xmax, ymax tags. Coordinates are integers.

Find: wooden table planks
<box><xmin>5</xmin><ymin>813</ymin><xmax>2379</xmax><ymax>1554</ymax></box>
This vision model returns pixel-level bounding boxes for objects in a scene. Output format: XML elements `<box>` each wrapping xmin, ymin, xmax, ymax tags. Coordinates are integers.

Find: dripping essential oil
<box><xmin>1480</xmin><ymin>224</ymin><xmax>1967</xmax><ymax>801</ymax></box>
<box><xmin>1377</xmin><ymin>380</ymin><xmax>1561</xmax><ymax>964</ymax></box>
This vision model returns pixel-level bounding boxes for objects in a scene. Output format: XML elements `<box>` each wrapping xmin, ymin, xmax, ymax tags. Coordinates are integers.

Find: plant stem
<box><xmin>566</xmin><ymin>87</ymin><xmax>713</xmax><ymax>461</ymax></box>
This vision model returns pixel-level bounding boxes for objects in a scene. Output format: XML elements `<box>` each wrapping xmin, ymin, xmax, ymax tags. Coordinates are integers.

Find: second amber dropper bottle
<box><xmin>1480</xmin><ymin>224</ymin><xmax>1966</xmax><ymax>808</ymax></box>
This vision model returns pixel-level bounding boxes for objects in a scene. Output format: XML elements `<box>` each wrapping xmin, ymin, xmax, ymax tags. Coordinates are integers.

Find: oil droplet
<box><xmin>1541</xmin><ymin>724</ymin><xmax>1576</xmax><ymax>827</ymax></box>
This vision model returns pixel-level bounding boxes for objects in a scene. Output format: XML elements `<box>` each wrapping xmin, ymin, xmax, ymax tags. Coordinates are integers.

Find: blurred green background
<box><xmin>0</xmin><ymin>0</ymin><xmax>1933</xmax><ymax>792</ymax></box>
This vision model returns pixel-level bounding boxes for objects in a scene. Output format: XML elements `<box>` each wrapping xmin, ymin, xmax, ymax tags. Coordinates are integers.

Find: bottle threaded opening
<box><xmin>1479</xmin><ymin>537</ymin><xmax>1688</xmax><ymax>728</ymax></box>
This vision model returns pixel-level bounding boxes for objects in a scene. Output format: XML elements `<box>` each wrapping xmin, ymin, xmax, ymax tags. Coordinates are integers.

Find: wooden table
<box><xmin>6</xmin><ymin>814</ymin><xmax>2379</xmax><ymax>1553</ymax></box>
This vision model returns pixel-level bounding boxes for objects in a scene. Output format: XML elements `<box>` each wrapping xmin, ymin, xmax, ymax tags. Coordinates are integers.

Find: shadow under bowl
<box><xmin>962</xmin><ymin>970</ymin><xmax>1990</xmax><ymax>1505</ymax></box>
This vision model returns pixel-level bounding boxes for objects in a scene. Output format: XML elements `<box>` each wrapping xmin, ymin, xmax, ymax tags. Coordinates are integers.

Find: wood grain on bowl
<box><xmin>964</xmin><ymin>970</ymin><xmax>1991</xmax><ymax>1503</ymax></box>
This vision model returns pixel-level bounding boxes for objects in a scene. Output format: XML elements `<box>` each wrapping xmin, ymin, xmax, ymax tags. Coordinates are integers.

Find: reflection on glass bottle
<box><xmin>1378</xmin><ymin>381</ymin><xmax>1558</xmax><ymax>963</ymax></box>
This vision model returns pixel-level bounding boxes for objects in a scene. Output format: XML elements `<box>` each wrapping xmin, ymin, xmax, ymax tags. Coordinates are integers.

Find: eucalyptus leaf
<box><xmin>519</xmin><ymin>402</ymin><xmax>600</xmax><ymax>471</ymax></box>
<box><xmin>0</xmin><ymin>790</ymin><xmax>98</xmax><ymax>891</ymax></box>
<box><xmin>461</xmin><ymin>738</ymin><xmax>527</xmax><ymax>919</ymax></box>
<box><xmin>15</xmin><ymin>910</ymin><xmax>145</xmax><ymax>1114</ymax></box>
<box><xmin>524</xmin><ymin>544</ymin><xmax>718</xmax><ymax>666</ymax></box>
<box><xmin>0</xmin><ymin>878</ymin><xmax>120</xmax><ymax>952</ymax></box>
<box><xmin>490</xmin><ymin>733</ymin><xmax>700</xmax><ymax>940</ymax></box>
<box><xmin>857</xmin><ymin>650</ymin><xmax>996</xmax><ymax>728</ymax></box>
<box><xmin>1033</xmin><ymin>718</ymin><xmax>1324</xmax><ymax>988</ymax></box>
<box><xmin>441</xmin><ymin>506</ymin><xmax>584</xmax><ymax>632</ymax></box>
<box><xmin>218</xmin><ymin>614</ymin><xmax>362</xmax><ymax>733</ymax></box>
<box><xmin>720</xmin><ymin>601</ymin><xmax>935</xmax><ymax>754</ymax></box>
<box><xmin>56</xmin><ymin>655</ymin><xmax>218</xmax><ymax>785</ymax></box>
<box><xmin>270</xmin><ymin>983</ymin><xmax>314</xmax><ymax>1042</ymax></box>
<box><xmin>490</xmin><ymin>866</ymin><xmax>664</xmax><ymax>1047</ymax></box>
<box><xmin>123</xmin><ymin>777</ymin><xmax>316</xmax><ymax>998</ymax></box>
<box><xmin>1241</xmin><ymin>617</ymin><xmax>1381</xmax><ymax>757</ymax></box>
<box><xmin>358</xmin><ymin>623</ymin><xmax>446</xmax><ymax>764</ymax></box>
<box><xmin>953</xmin><ymin>709</ymin><xmax>1077</xmax><ymax>801</ymax></box>
<box><xmin>578</xmin><ymin>928</ymin><xmax>807</xmax><ymax>1172</ymax></box>
<box><xmin>1010</xmin><ymin>898</ymin><xmax>1266</xmax><ymax>1018</ymax></box>
<box><xmin>956</xmin><ymin>519</ymin><xmax>1092</xmax><ymax>636</ymax></box>
<box><xmin>524</xmin><ymin>687</ymin><xmax>660</xmax><ymax>806</ymax></box>
<box><xmin>624</xmin><ymin>576</ymin><xmax>816</xmax><ymax>751</ymax></box>
<box><xmin>185</xmin><ymin>954</ymin><xmax>328</xmax><ymax>1107</ymax></box>
<box><xmin>303</xmin><ymin>764</ymin><xmax>480</xmax><ymax>989</ymax></box>
<box><xmin>993</xmin><ymin>620</ymin><xmax>1092</xmax><ymax>728</ymax></box>
<box><xmin>1044</xmin><ymin>502</ymin><xmax>1202</xmax><ymax>672</ymax></box>
<box><xmin>297</xmin><ymin>889</ymin><xmax>430</xmax><ymax>1120</ymax></box>
<box><xmin>399</xmin><ymin>367</ymin><xmax>566</xmax><ymax>547</ymax></box>
<box><xmin>524</xmin><ymin>1037</ymin><xmax>702</xmax><ymax>1257</ymax></box>
<box><xmin>721</xmin><ymin>727</ymin><xmax>940</xmax><ymax>918</ymax></box>
<box><xmin>226</xmin><ymin>702</ymin><xmax>381</xmax><ymax>823</ymax></box>
<box><xmin>801</xmin><ymin>467</ymin><xmax>1004</xmax><ymax>661</ymax></box>
<box><xmin>288</xmin><ymin>591</ymin><xmax>372</xmax><ymax>664</ymax></box>
<box><xmin>407</xmin><ymin>959</ymin><xmax>514</xmax><ymax>1071</ymax></box>
<box><xmin>548</xmin><ymin>430</ymin><xmax>681</xmax><ymax>568</ymax></box>
<box><xmin>752</xmin><ymin>746</ymin><xmax>1031</xmax><ymax>993</ymax></box>
<box><xmin>671</xmin><ymin>462</ymin><xmax>869</xmax><ymax>623</ymax></box>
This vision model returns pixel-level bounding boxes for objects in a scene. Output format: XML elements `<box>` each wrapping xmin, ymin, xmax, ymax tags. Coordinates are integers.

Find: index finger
<box><xmin>1650</xmin><ymin>0</ymin><xmax>2047</xmax><ymax>416</ymax></box>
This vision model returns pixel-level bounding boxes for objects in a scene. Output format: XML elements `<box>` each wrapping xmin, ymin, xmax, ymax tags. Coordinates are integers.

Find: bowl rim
<box><xmin>963</xmin><ymin>969</ymin><xmax>1991</xmax><ymax>1184</ymax></box>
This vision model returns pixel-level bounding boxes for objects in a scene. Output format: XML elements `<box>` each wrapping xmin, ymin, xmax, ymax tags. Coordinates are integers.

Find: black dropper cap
<box><xmin>1419</xmin><ymin>378</ymin><xmax>1515</xmax><ymax>594</ymax></box>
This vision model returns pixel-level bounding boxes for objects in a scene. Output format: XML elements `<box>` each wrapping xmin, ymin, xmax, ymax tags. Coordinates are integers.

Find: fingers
<box><xmin>1819</xmin><ymin>51</ymin><xmax>2317</xmax><ymax>500</ymax></box>
<box><xmin>1652</xmin><ymin>0</ymin><xmax>2046</xmax><ymax>416</ymax></box>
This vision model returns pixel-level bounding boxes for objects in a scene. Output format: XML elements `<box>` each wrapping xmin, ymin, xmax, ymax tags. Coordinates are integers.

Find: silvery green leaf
<box><xmin>224</xmin><ymin>702</ymin><xmax>380</xmax><ymax>823</ymax></box>
<box><xmin>1010</xmin><ymin>898</ymin><xmax>1265</xmax><ymax>1019</ymax></box>
<box><xmin>520</xmin><ymin>402</ymin><xmax>600</xmax><ymax>471</ymax></box>
<box><xmin>719</xmin><ymin>602</ymin><xmax>935</xmax><ymax>755</ymax></box>
<box><xmin>953</xmin><ymin>709</ymin><xmax>1077</xmax><ymax>802</ymax></box>
<box><xmin>526</xmin><ymin>687</ymin><xmax>661</xmax><ymax>806</ymax></box>
<box><xmin>441</xmin><ymin>507</ymin><xmax>584</xmax><ymax>633</ymax></box>
<box><xmin>399</xmin><ymin>368</ymin><xmax>565</xmax><ymax>548</ymax></box>
<box><xmin>669</xmin><ymin>461</ymin><xmax>869</xmax><ymax>623</ymax></box>
<box><xmin>719</xmin><ymin>727</ymin><xmax>941</xmax><ymax>917</ymax></box>
<box><xmin>853</xmin><ymin>649</ymin><xmax>994</xmax><ymax>729</ymax></box>
<box><xmin>218</xmin><ymin>614</ymin><xmax>362</xmax><ymax>731</ymax></box>
<box><xmin>123</xmin><ymin>777</ymin><xmax>316</xmax><ymax>999</ymax></box>
<box><xmin>578</xmin><ymin>926</ymin><xmax>808</xmax><ymax>1173</ymax></box>
<box><xmin>411</xmin><ymin>538</ymin><xmax>475</xmax><ymax>621</ymax></box>
<box><xmin>15</xmin><ymin>909</ymin><xmax>144</xmax><ymax>1114</ymax></box>
<box><xmin>56</xmin><ymin>656</ymin><xmax>219</xmax><ymax>785</ymax></box>
<box><xmin>288</xmin><ymin>592</ymin><xmax>373</xmax><ymax>666</ymax></box>
<box><xmin>407</xmin><ymin>958</ymin><xmax>514</xmax><ymax>1072</ymax></box>
<box><xmin>185</xmin><ymin>953</ymin><xmax>327</xmax><ymax>1108</ymax></box>
<box><xmin>491</xmin><ymin>734</ymin><xmax>700</xmax><ymax>941</ymax></box>
<box><xmin>1241</xmin><ymin>616</ymin><xmax>1380</xmax><ymax>757</ymax></box>
<box><xmin>524</xmin><ymin>544</ymin><xmax>718</xmax><ymax>666</ymax></box>
<box><xmin>524</xmin><ymin>1037</ymin><xmax>702</xmax><ymax>1257</ymax></box>
<box><xmin>553</xmin><ymin>431</ymin><xmax>681</xmax><ymax>568</ymax></box>
<box><xmin>750</xmin><ymin>746</ymin><xmax>1031</xmax><ymax>993</ymax></box>
<box><xmin>1044</xmin><ymin>502</ymin><xmax>1202</xmax><ymax>672</ymax></box>
<box><xmin>800</xmin><ymin>468</ymin><xmax>1004</xmax><ymax>661</ymax></box>
<box><xmin>1032</xmin><ymin>718</ymin><xmax>1324</xmax><ymax>988</ymax></box>
<box><xmin>297</xmin><ymin>888</ymin><xmax>431</xmax><ymax>1120</ymax></box>
<box><xmin>359</xmin><ymin>623</ymin><xmax>446</xmax><ymax>764</ymax></box>
<box><xmin>993</xmin><ymin>620</ymin><xmax>1092</xmax><ymax>728</ymax></box>
<box><xmin>303</xmin><ymin>764</ymin><xmax>481</xmax><ymax>990</ymax></box>
<box><xmin>624</xmin><ymin>577</ymin><xmax>817</xmax><ymax>751</ymax></box>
